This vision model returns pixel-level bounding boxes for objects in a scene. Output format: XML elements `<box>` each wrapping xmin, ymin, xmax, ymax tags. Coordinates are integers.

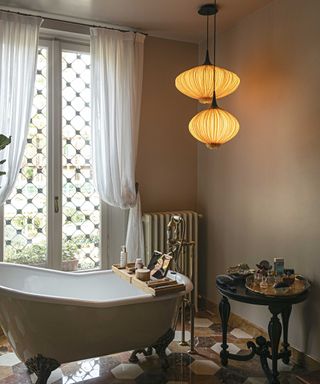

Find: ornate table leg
<box><xmin>281</xmin><ymin>305</ymin><xmax>292</xmax><ymax>364</ymax></box>
<box><xmin>268</xmin><ymin>305</ymin><xmax>282</xmax><ymax>384</ymax></box>
<box><xmin>25</xmin><ymin>354</ymin><xmax>60</xmax><ymax>384</ymax></box>
<box><xmin>219</xmin><ymin>296</ymin><xmax>230</xmax><ymax>366</ymax></box>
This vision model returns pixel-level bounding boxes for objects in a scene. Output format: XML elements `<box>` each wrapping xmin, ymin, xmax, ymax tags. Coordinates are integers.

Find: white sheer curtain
<box><xmin>90</xmin><ymin>29</ymin><xmax>145</xmax><ymax>262</ymax></box>
<box><xmin>0</xmin><ymin>12</ymin><xmax>42</xmax><ymax>204</ymax></box>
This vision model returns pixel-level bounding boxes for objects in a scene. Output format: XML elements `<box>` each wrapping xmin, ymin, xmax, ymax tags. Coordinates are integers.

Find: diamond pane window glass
<box><xmin>4</xmin><ymin>48</ymin><xmax>48</xmax><ymax>266</ymax></box>
<box><xmin>62</xmin><ymin>50</ymin><xmax>100</xmax><ymax>271</ymax></box>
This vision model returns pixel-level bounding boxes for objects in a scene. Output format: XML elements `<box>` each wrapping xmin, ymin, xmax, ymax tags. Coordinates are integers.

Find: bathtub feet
<box><xmin>129</xmin><ymin>328</ymin><xmax>175</xmax><ymax>369</ymax></box>
<box><xmin>129</xmin><ymin>347</ymin><xmax>152</xmax><ymax>363</ymax></box>
<box><xmin>25</xmin><ymin>354</ymin><xmax>60</xmax><ymax>384</ymax></box>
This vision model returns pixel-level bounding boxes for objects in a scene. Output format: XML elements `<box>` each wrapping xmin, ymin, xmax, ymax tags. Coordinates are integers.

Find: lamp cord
<box><xmin>206</xmin><ymin>15</ymin><xmax>209</xmax><ymax>54</ymax></box>
<box><xmin>204</xmin><ymin>13</ymin><xmax>211</xmax><ymax>65</ymax></box>
<box><xmin>212</xmin><ymin>0</ymin><xmax>218</xmax><ymax>108</ymax></box>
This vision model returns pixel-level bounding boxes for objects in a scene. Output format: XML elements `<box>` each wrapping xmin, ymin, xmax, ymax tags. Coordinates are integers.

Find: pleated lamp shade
<box><xmin>175</xmin><ymin>64</ymin><xmax>240</xmax><ymax>104</ymax></box>
<box><xmin>189</xmin><ymin>106</ymin><xmax>239</xmax><ymax>149</ymax></box>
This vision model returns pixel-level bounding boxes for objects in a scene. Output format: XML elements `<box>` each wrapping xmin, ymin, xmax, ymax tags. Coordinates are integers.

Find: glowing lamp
<box><xmin>175</xmin><ymin>64</ymin><xmax>239</xmax><ymax>104</ymax></box>
<box><xmin>189</xmin><ymin>102</ymin><xmax>239</xmax><ymax>149</ymax></box>
<box><xmin>185</xmin><ymin>2</ymin><xmax>240</xmax><ymax>148</ymax></box>
<box><xmin>175</xmin><ymin>3</ymin><xmax>240</xmax><ymax>104</ymax></box>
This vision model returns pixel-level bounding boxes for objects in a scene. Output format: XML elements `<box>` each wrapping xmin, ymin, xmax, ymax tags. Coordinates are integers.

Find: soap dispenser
<box><xmin>120</xmin><ymin>245</ymin><xmax>127</xmax><ymax>268</ymax></box>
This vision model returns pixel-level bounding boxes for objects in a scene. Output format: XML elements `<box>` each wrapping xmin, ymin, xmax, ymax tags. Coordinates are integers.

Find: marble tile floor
<box><xmin>0</xmin><ymin>312</ymin><xmax>317</xmax><ymax>384</ymax></box>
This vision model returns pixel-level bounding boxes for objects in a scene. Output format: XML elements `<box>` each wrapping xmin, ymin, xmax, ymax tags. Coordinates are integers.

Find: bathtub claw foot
<box><xmin>129</xmin><ymin>329</ymin><xmax>174</xmax><ymax>369</ymax></box>
<box><xmin>129</xmin><ymin>350</ymin><xmax>142</xmax><ymax>363</ymax></box>
<box><xmin>153</xmin><ymin>328</ymin><xmax>174</xmax><ymax>369</ymax></box>
<box><xmin>26</xmin><ymin>354</ymin><xmax>60</xmax><ymax>384</ymax></box>
<box><xmin>129</xmin><ymin>347</ymin><xmax>153</xmax><ymax>363</ymax></box>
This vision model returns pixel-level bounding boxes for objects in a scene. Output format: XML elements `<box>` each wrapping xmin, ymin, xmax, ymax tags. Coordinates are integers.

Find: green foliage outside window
<box><xmin>0</xmin><ymin>134</ymin><xmax>11</xmax><ymax>177</ymax></box>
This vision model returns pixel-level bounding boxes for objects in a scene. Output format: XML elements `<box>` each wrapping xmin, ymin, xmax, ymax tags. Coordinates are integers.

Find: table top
<box><xmin>216</xmin><ymin>275</ymin><xmax>310</xmax><ymax>306</ymax></box>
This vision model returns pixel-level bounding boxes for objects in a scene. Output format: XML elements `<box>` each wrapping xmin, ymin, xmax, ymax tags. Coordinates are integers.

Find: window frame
<box><xmin>0</xmin><ymin>32</ymin><xmax>110</xmax><ymax>271</ymax></box>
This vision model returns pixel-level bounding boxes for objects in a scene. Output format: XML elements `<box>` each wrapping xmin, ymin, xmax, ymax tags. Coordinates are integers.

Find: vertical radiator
<box><xmin>142</xmin><ymin>210</ymin><xmax>200</xmax><ymax>311</ymax></box>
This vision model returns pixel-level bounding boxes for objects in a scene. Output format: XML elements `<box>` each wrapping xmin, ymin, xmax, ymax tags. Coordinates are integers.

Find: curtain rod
<box><xmin>0</xmin><ymin>8</ymin><xmax>148</xmax><ymax>36</ymax></box>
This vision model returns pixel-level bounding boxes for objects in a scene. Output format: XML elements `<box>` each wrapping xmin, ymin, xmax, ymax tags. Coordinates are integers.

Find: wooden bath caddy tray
<box><xmin>112</xmin><ymin>264</ymin><xmax>185</xmax><ymax>296</ymax></box>
<box><xmin>112</xmin><ymin>263</ymin><xmax>135</xmax><ymax>283</ymax></box>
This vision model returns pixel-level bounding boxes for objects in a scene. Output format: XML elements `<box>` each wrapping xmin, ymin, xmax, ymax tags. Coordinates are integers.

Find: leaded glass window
<box><xmin>62</xmin><ymin>51</ymin><xmax>100</xmax><ymax>270</ymax></box>
<box><xmin>2</xmin><ymin>39</ymin><xmax>104</xmax><ymax>271</ymax></box>
<box><xmin>4</xmin><ymin>48</ymin><xmax>48</xmax><ymax>266</ymax></box>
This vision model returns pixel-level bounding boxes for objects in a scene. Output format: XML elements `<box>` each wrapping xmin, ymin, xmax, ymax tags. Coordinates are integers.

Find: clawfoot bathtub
<box><xmin>0</xmin><ymin>263</ymin><xmax>192</xmax><ymax>383</ymax></box>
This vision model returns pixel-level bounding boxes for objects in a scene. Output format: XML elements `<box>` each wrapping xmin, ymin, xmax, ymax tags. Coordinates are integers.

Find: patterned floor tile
<box><xmin>111</xmin><ymin>363</ymin><xmax>143</xmax><ymax>379</ymax></box>
<box><xmin>0</xmin><ymin>354</ymin><xmax>20</xmax><ymax>367</ymax></box>
<box><xmin>194</xmin><ymin>336</ymin><xmax>216</xmax><ymax>348</ymax></box>
<box><xmin>194</xmin><ymin>346</ymin><xmax>219</xmax><ymax>363</ymax></box>
<box><xmin>0</xmin><ymin>374</ymin><xmax>32</xmax><ymax>384</ymax></box>
<box><xmin>168</xmin><ymin>353</ymin><xmax>194</xmax><ymax>367</ymax></box>
<box><xmin>168</xmin><ymin>341</ymin><xmax>191</xmax><ymax>354</ymax></box>
<box><xmin>167</xmin><ymin>381</ymin><xmax>189</xmax><ymax>384</ymax></box>
<box><xmin>210</xmin><ymin>322</ymin><xmax>232</xmax><ymax>334</ymax></box>
<box><xmin>174</xmin><ymin>331</ymin><xmax>191</xmax><ymax>343</ymax></box>
<box><xmin>230</xmin><ymin>328</ymin><xmax>253</xmax><ymax>339</ymax></box>
<box><xmin>189</xmin><ymin>360</ymin><xmax>220</xmax><ymax>375</ymax></box>
<box><xmin>192</xmin><ymin>318</ymin><xmax>213</xmax><ymax>328</ymax></box>
<box><xmin>243</xmin><ymin>378</ymin><xmax>268</xmax><ymax>384</ymax></box>
<box><xmin>60</xmin><ymin>360</ymin><xmax>82</xmax><ymax>376</ymax></box>
<box><xmin>193</xmin><ymin>327</ymin><xmax>216</xmax><ymax>338</ymax></box>
<box><xmin>135</xmin><ymin>369</ymin><xmax>167</xmax><ymax>384</ymax></box>
<box><xmin>0</xmin><ymin>341</ymin><xmax>13</xmax><ymax>356</ymax></box>
<box><xmin>216</xmin><ymin>366</ymin><xmax>247</xmax><ymax>384</ymax></box>
<box><xmin>0</xmin><ymin>310</ymin><xmax>314</xmax><ymax>384</ymax></box>
<box><xmin>0</xmin><ymin>367</ymin><xmax>12</xmax><ymax>381</ymax></box>
<box><xmin>0</xmin><ymin>348</ymin><xmax>10</xmax><ymax>357</ymax></box>
<box><xmin>165</xmin><ymin>363</ymin><xmax>192</xmax><ymax>382</ymax></box>
<box><xmin>277</xmin><ymin>360</ymin><xmax>294</xmax><ymax>372</ymax></box>
<box><xmin>11</xmin><ymin>362</ymin><xmax>28</xmax><ymax>376</ymax></box>
<box><xmin>190</xmin><ymin>376</ymin><xmax>222</xmax><ymax>384</ymax></box>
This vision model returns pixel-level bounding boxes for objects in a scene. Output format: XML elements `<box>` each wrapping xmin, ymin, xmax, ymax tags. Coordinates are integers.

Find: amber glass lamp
<box><xmin>175</xmin><ymin>4</ymin><xmax>240</xmax><ymax>104</ymax></box>
<box><xmin>188</xmin><ymin>2</ymin><xmax>240</xmax><ymax>148</ymax></box>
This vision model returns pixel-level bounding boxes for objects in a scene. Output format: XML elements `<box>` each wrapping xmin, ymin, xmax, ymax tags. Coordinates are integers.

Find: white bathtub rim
<box><xmin>0</xmin><ymin>263</ymin><xmax>192</xmax><ymax>308</ymax></box>
<box><xmin>0</xmin><ymin>285</ymin><xmax>190</xmax><ymax>308</ymax></box>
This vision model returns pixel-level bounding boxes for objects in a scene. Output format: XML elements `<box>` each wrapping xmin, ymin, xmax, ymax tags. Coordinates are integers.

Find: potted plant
<box><xmin>0</xmin><ymin>134</ymin><xmax>11</xmax><ymax>178</ymax></box>
<box><xmin>62</xmin><ymin>241</ymin><xmax>79</xmax><ymax>271</ymax></box>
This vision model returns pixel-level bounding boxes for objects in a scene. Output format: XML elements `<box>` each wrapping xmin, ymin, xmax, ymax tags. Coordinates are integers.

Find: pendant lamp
<box><xmin>175</xmin><ymin>4</ymin><xmax>240</xmax><ymax>104</ymax></box>
<box><xmin>188</xmin><ymin>2</ymin><xmax>240</xmax><ymax>148</ymax></box>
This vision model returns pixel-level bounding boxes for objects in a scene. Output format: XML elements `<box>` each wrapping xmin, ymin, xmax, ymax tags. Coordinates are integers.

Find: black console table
<box><xmin>216</xmin><ymin>276</ymin><xmax>310</xmax><ymax>384</ymax></box>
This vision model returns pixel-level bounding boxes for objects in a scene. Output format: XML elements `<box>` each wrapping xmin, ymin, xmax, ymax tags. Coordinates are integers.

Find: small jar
<box><xmin>135</xmin><ymin>258</ymin><xmax>143</xmax><ymax>270</ymax></box>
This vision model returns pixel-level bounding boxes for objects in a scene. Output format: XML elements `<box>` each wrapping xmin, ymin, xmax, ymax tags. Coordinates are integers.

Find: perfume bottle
<box><xmin>119</xmin><ymin>245</ymin><xmax>127</xmax><ymax>268</ymax></box>
<box><xmin>260</xmin><ymin>276</ymin><xmax>268</xmax><ymax>289</ymax></box>
<box><xmin>266</xmin><ymin>271</ymin><xmax>275</xmax><ymax>286</ymax></box>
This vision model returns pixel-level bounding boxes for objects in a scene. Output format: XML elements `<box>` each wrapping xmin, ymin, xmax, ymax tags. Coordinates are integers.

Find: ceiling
<box><xmin>0</xmin><ymin>0</ymin><xmax>272</xmax><ymax>43</ymax></box>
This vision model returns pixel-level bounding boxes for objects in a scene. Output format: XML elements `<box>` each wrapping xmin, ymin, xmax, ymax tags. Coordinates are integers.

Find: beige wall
<box><xmin>137</xmin><ymin>36</ymin><xmax>198</xmax><ymax>213</ymax></box>
<box><xmin>197</xmin><ymin>0</ymin><xmax>320</xmax><ymax>361</ymax></box>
